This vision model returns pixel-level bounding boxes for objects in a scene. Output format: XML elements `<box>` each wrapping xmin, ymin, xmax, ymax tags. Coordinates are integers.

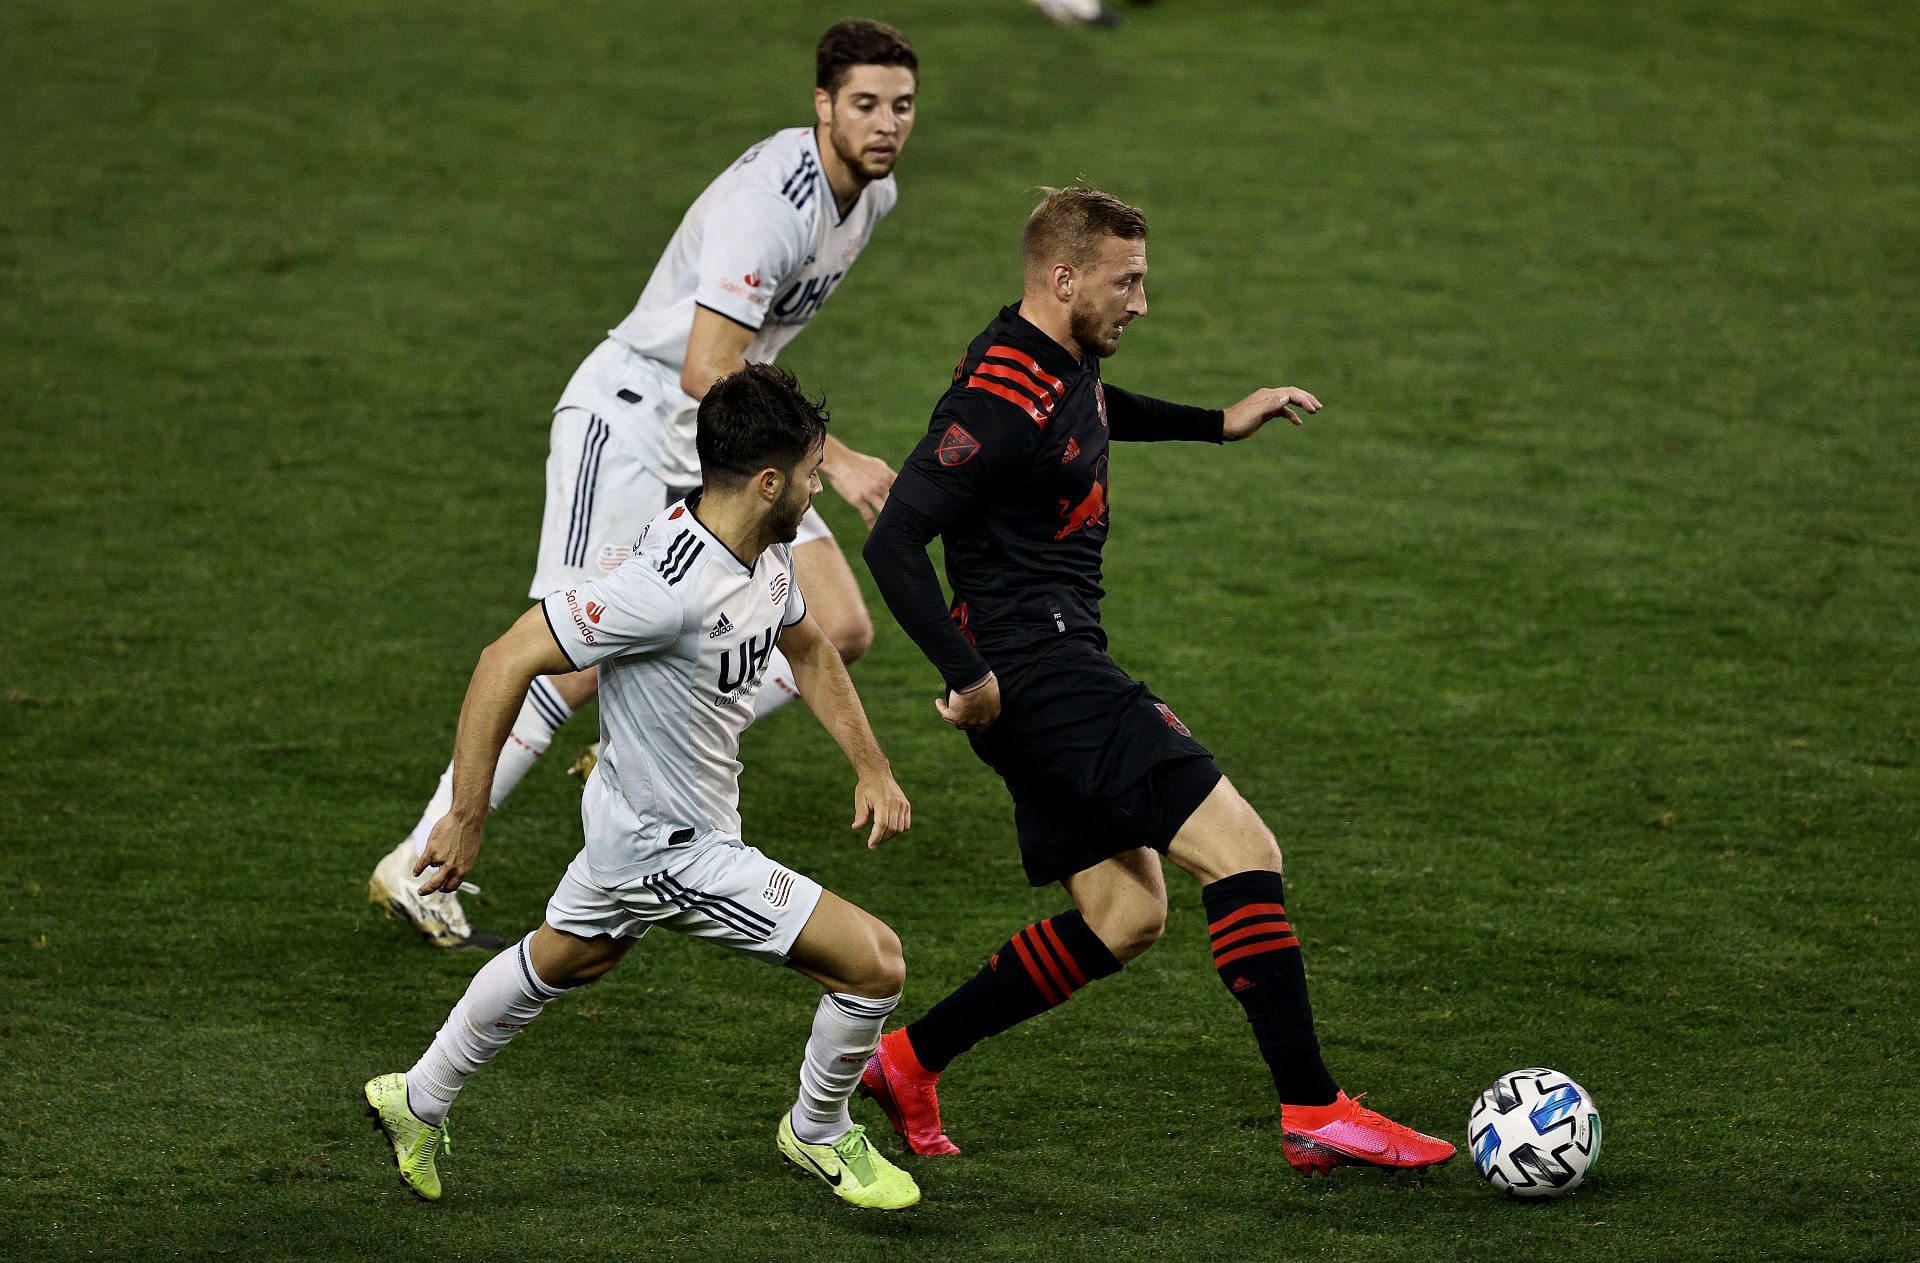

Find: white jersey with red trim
<box><xmin>608</xmin><ymin>126</ymin><xmax>898</xmax><ymax>485</ymax></box>
<box><xmin>541</xmin><ymin>494</ymin><xmax>807</xmax><ymax>882</ymax></box>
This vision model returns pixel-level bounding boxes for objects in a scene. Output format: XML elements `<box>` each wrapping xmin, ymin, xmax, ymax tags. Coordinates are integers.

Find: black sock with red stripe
<box><xmin>1203</xmin><ymin>870</ymin><xmax>1340</xmax><ymax>1107</ymax></box>
<box><xmin>904</xmin><ymin>911</ymin><xmax>1121</xmax><ymax>1073</ymax></box>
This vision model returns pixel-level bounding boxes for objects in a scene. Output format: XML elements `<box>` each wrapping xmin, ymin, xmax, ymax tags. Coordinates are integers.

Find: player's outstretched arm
<box><xmin>1222</xmin><ymin>386</ymin><xmax>1323</xmax><ymax>440</ymax></box>
<box><xmin>682</xmin><ymin>307</ymin><xmax>896</xmax><ymax>527</ymax></box>
<box><xmin>778</xmin><ymin>611</ymin><xmax>912</xmax><ymax>849</ymax></box>
<box><xmin>416</xmin><ymin>606</ymin><xmax>577</xmax><ymax>893</ymax></box>
<box><xmin>819</xmin><ymin>436</ymin><xmax>896</xmax><ymax>529</ymax></box>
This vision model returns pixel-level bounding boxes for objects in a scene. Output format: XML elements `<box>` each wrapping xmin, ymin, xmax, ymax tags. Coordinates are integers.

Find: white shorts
<box><xmin>544</xmin><ymin>842</ymin><xmax>825</xmax><ymax>965</ymax></box>
<box><xmin>531</xmin><ymin>339</ymin><xmax>833</xmax><ymax>599</ymax></box>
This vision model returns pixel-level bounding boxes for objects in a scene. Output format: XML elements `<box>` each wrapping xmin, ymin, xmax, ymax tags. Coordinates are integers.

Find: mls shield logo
<box><xmin>937</xmin><ymin>422</ymin><xmax>981</xmax><ymax>467</ymax></box>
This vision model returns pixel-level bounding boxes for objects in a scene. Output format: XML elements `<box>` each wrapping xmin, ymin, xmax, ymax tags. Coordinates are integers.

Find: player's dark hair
<box><xmin>816</xmin><ymin>19</ymin><xmax>918</xmax><ymax>96</ymax></box>
<box><xmin>697</xmin><ymin>363</ymin><xmax>830</xmax><ymax>490</ymax></box>
<box><xmin>1023</xmin><ymin>186</ymin><xmax>1148</xmax><ymax>272</ymax></box>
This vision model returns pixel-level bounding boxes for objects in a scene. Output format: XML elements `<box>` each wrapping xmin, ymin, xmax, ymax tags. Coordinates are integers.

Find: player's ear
<box><xmin>1055</xmin><ymin>263</ymin><xmax>1076</xmax><ymax>302</ymax></box>
<box><xmin>758</xmin><ymin>467</ymin><xmax>784</xmax><ymax>505</ymax></box>
<box><xmin>813</xmin><ymin>87</ymin><xmax>834</xmax><ymax>127</ymax></box>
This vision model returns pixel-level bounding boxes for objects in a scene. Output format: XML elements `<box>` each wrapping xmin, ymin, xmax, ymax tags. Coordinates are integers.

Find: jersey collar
<box><xmin>682</xmin><ymin>488</ymin><xmax>758</xmax><ymax>576</ymax></box>
<box><xmin>806</xmin><ymin>126</ymin><xmax>862</xmax><ymax>227</ymax></box>
<box><xmin>989</xmin><ymin>303</ymin><xmax>1085</xmax><ymax>381</ymax></box>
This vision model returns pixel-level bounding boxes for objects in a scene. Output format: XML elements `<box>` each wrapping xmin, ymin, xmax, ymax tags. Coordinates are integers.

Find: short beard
<box><xmin>772</xmin><ymin>492</ymin><xmax>809</xmax><ymax>544</ymax></box>
<box><xmin>827</xmin><ymin>120</ymin><xmax>894</xmax><ymax>181</ymax></box>
<box><xmin>1069</xmin><ymin>299</ymin><xmax>1123</xmax><ymax>359</ymax></box>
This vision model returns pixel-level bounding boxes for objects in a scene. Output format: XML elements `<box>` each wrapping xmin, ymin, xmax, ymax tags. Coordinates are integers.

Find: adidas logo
<box><xmin>708</xmin><ymin>613</ymin><xmax>734</xmax><ymax>640</ymax></box>
<box><xmin>1230</xmin><ymin>976</ymin><xmax>1256</xmax><ymax>994</ymax></box>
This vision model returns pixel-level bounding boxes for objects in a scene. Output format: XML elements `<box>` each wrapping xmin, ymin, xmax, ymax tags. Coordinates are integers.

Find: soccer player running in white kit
<box><xmin>370</xmin><ymin>19</ymin><xmax>920</xmax><ymax>948</ymax></box>
<box><xmin>364</xmin><ymin>365</ymin><xmax>921</xmax><ymax>1210</ymax></box>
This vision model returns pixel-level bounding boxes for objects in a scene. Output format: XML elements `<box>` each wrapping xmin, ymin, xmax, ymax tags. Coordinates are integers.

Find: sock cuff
<box><xmin>825</xmin><ymin>990</ymin><xmax>900</xmax><ymax>1021</ymax></box>
<box><xmin>1201</xmin><ymin>868</ymin><xmax>1286</xmax><ymax>916</ymax></box>
<box><xmin>1002</xmin><ymin>911</ymin><xmax>1121</xmax><ymax>1009</ymax></box>
<box><xmin>523</xmin><ymin>677</ymin><xmax>574</xmax><ymax>733</ymax></box>
<box><xmin>1045</xmin><ymin>909</ymin><xmax>1123</xmax><ymax>982</ymax></box>
<box><xmin>515</xmin><ymin>935</ymin><xmax>568</xmax><ymax>1001</ymax></box>
<box><xmin>1201</xmin><ymin>871</ymin><xmax>1298</xmax><ymax>969</ymax></box>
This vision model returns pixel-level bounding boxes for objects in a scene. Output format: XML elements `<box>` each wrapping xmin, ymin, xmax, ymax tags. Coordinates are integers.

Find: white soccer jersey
<box><xmin>541</xmin><ymin>495</ymin><xmax>807</xmax><ymax>882</ymax></box>
<box><xmin>609</xmin><ymin>126</ymin><xmax>899</xmax><ymax>485</ymax></box>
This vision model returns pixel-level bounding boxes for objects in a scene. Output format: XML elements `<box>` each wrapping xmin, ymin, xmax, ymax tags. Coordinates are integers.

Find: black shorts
<box><xmin>967</xmin><ymin>637</ymin><xmax>1223</xmax><ymax>886</ymax></box>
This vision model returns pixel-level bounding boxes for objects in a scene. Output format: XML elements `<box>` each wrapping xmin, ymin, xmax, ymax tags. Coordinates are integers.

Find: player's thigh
<box><xmin>531</xmin><ymin>409</ymin><xmax>669</xmax><ymax>598</ymax></box>
<box><xmin>1061</xmin><ymin>847</ymin><xmax>1169</xmax><ymax>962</ymax></box>
<box><xmin>787</xmin><ymin>889</ymin><xmax>904</xmax><ymax>999</ymax></box>
<box><xmin>790</xmin><ymin>531</ymin><xmax>873</xmax><ymax>662</ymax></box>
<box><xmin>1163</xmin><ymin>776</ymin><xmax>1283</xmax><ymax>885</ymax></box>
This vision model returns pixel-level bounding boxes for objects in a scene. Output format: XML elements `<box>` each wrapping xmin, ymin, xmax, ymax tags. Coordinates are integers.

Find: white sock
<box><xmin>408</xmin><ymin>677</ymin><xmax>575</xmax><ymax>856</ymax></box>
<box><xmin>405</xmin><ymin>934</ymin><xmax>566</xmax><ymax>1125</ymax></box>
<box><xmin>750</xmin><ymin>647</ymin><xmax>802</xmax><ymax>721</ymax></box>
<box><xmin>789</xmin><ymin>990</ymin><xmax>899</xmax><ymax>1144</ymax></box>
<box><xmin>491</xmin><ymin>676</ymin><xmax>574</xmax><ymax>806</ymax></box>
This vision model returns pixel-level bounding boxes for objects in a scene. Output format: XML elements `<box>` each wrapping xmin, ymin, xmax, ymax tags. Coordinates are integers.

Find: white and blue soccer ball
<box><xmin>1468</xmin><ymin>1067</ymin><xmax>1602</xmax><ymax>1198</ymax></box>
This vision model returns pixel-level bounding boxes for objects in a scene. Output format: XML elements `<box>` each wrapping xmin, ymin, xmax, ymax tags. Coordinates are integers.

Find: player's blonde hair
<box><xmin>1023</xmin><ymin>186</ymin><xmax>1147</xmax><ymax>275</ymax></box>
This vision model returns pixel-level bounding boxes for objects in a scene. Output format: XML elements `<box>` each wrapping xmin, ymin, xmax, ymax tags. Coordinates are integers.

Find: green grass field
<box><xmin>4</xmin><ymin>0</ymin><xmax>1917</xmax><ymax>1258</ymax></box>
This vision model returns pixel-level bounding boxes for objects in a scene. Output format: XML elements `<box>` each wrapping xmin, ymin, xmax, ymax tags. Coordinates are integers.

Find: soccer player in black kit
<box><xmin>857</xmin><ymin>187</ymin><xmax>1454</xmax><ymax>1174</ymax></box>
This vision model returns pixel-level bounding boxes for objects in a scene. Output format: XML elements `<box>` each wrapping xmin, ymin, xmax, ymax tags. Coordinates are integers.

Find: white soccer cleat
<box><xmin>368</xmin><ymin>838</ymin><xmax>508</xmax><ymax>951</ymax></box>
<box><xmin>1030</xmin><ymin>0</ymin><xmax>1122</xmax><ymax>28</ymax></box>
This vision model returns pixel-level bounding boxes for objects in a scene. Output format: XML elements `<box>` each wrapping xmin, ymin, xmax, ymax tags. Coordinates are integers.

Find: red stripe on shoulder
<box><xmin>985</xmin><ymin>344</ymin><xmax>1065</xmax><ymax>396</ymax></box>
<box><xmin>965</xmin><ymin>375</ymin><xmax>1050</xmax><ymax>427</ymax></box>
<box><xmin>972</xmin><ymin>363</ymin><xmax>1059</xmax><ymax>413</ymax></box>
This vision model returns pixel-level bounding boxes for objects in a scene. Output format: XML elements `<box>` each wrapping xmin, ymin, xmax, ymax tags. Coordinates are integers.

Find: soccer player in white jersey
<box><xmin>370</xmin><ymin>20</ymin><xmax>920</xmax><ymax>948</ymax></box>
<box><xmin>364</xmin><ymin>365</ymin><xmax>921</xmax><ymax>1210</ymax></box>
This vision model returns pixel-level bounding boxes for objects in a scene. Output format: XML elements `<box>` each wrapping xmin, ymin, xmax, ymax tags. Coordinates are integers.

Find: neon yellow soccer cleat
<box><xmin>364</xmin><ymin>1072</ymin><xmax>448</xmax><ymax>1201</ymax></box>
<box><xmin>777</xmin><ymin>1116</ymin><xmax>921</xmax><ymax>1211</ymax></box>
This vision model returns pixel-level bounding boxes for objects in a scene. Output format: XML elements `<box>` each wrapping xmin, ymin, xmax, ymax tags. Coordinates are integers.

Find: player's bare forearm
<box><xmin>783</xmin><ymin>613</ymin><xmax>888</xmax><ymax>776</ymax></box>
<box><xmin>1221</xmin><ymin>386</ymin><xmax>1323</xmax><ymax>440</ymax></box>
<box><xmin>780</xmin><ymin>612</ymin><xmax>911</xmax><ymax>846</ymax></box>
<box><xmin>419</xmin><ymin>606</ymin><xmax>576</xmax><ymax>891</ymax></box>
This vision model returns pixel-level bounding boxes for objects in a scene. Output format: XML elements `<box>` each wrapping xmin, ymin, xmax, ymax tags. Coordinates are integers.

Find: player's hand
<box><xmin>414</xmin><ymin>812</ymin><xmax>484</xmax><ymax>894</ymax></box>
<box><xmin>935</xmin><ymin>672</ymin><xmax>1000</xmax><ymax>731</ymax></box>
<box><xmin>821</xmin><ymin>438</ymin><xmax>896</xmax><ymax>529</ymax></box>
<box><xmin>1222</xmin><ymin>386</ymin><xmax>1322</xmax><ymax>440</ymax></box>
<box><xmin>851</xmin><ymin>770</ymin><xmax>912</xmax><ymax>849</ymax></box>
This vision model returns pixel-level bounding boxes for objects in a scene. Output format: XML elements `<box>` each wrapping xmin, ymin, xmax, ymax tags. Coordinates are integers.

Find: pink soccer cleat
<box><xmin>1281</xmin><ymin>1092</ymin><xmax>1457</xmax><ymax>1175</ymax></box>
<box><xmin>859</xmin><ymin>1029</ymin><xmax>962</xmax><ymax>1156</ymax></box>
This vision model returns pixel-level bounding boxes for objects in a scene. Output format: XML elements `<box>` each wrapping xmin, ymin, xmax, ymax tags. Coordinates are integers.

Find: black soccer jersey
<box><xmin>866</xmin><ymin>303</ymin><xmax>1224</xmax><ymax>690</ymax></box>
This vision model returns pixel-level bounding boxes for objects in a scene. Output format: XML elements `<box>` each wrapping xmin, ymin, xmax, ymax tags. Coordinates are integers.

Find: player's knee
<box><xmin>830</xmin><ymin>610</ymin><xmax>875</xmax><ymax>665</ymax></box>
<box><xmin>1177</xmin><ymin>796</ymin><xmax>1282</xmax><ymax>884</ymax></box>
<box><xmin>1242</xmin><ymin>814</ymin><xmax>1283</xmax><ymax>874</ymax></box>
<box><xmin>1096</xmin><ymin>906</ymin><xmax>1166</xmax><ymax>963</ymax></box>
<box><xmin>564</xmin><ymin>956</ymin><xmax>621</xmax><ymax>987</ymax></box>
<box><xmin>851</xmin><ymin>920</ymin><xmax>906</xmax><ymax>998</ymax></box>
<box><xmin>530</xmin><ymin>924</ymin><xmax>625</xmax><ymax>988</ymax></box>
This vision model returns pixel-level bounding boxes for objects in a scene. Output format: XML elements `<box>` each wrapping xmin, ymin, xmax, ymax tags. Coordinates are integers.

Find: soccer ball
<box><xmin>1468</xmin><ymin>1067</ymin><xmax>1602</xmax><ymax>1198</ymax></box>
